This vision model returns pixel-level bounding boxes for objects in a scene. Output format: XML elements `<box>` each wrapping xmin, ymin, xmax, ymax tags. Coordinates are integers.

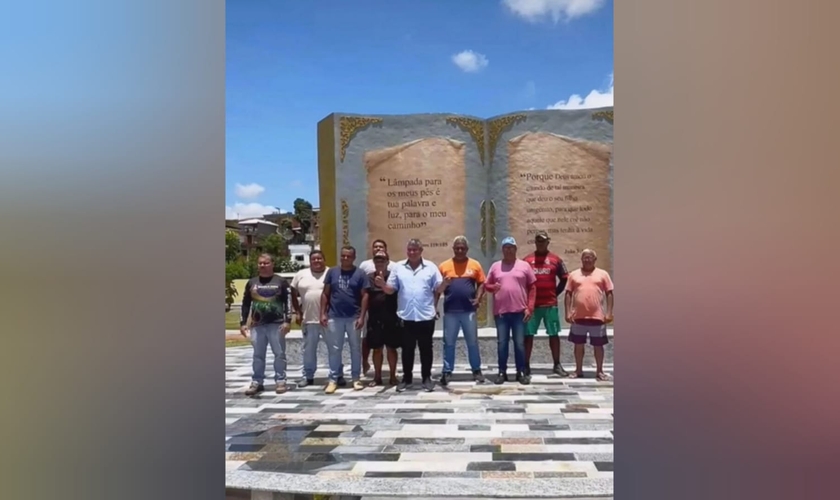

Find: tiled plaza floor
<box><xmin>225</xmin><ymin>346</ymin><xmax>614</xmax><ymax>498</ymax></box>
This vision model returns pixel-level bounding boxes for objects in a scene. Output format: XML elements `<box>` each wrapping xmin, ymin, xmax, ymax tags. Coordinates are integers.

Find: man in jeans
<box><xmin>438</xmin><ymin>236</ymin><xmax>486</xmax><ymax>385</ymax></box>
<box><xmin>484</xmin><ymin>237</ymin><xmax>536</xmax><ymax>385</ymax></box>
<box><xmin>381</xmin><ymin>239</ymin><xmax>446</xmax><ymax>392</ymax></box>
<box><xmin>290</xmin><ymin>250</ymin><xmax>329</xmax><ymax>387</ymax></box>
<box><xmin>320</xmin><ymin>246</ymin><xmax>369</xmax><ymax>394</ymax></box>
<box><xmin>240</xmin><ymin>253</ymin><xmax>293</xmax><ymax>395</ymax></box>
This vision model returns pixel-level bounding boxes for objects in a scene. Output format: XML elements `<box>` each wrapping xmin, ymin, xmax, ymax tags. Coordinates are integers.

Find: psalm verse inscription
<box><xmin>380</xmin><ymin>177</ymin><xmax>450</xmax><ymax>250</ymax></box>
<box><xmin>507</xmin><ymin>132</ymin><xmax>612</xmax><ymax>273</ymax></box>
<box><xmin>365</xmin><ymin>137</ymin><xmax>466</xmax><ymax>264</ymax></box>
<box><xmin>521</xmin><ymin>172</ymin><xmax>595</xmax><ymax>256</ymax></box>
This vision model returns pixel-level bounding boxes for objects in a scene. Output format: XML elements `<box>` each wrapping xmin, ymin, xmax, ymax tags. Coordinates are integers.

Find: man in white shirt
<box><xmin>290</xmin><ymin>250</ymin><xmax>329</xmax><ymax>387</ymax></box>
<box><xmin>357</xmin><ymin>239</ymin><xmax>396</xmax><ymax>375</ymax></box>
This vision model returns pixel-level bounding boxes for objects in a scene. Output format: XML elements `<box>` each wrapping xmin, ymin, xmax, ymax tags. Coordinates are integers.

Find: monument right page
<box><xmin>506</xmin><ymin>132</ymin><xmax>612</xmax><ymax>273</ymax></box>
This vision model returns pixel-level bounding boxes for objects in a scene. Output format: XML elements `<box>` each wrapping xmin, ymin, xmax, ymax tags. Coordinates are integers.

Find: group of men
<box><xmin>239</xmin><ymin>231</ymin><xmax>614</xmax><ymax>396</ymax></box>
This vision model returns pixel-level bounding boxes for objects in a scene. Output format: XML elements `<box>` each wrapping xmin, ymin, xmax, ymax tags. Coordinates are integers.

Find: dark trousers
<box><xmin>401</xmin><ymin>319</ymin><xmax>435</xmax><ymax>382</ymax></box>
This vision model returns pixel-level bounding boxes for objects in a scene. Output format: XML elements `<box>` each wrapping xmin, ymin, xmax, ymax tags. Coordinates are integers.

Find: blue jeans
<box><xmin>442</xmin><ymin>311</ymin><xmax>482</xmax><ymax>373</ymax></box>
<box><xmin>327</xmin><ymin>317</ymin><xmax>362</xmax><ymax>381</ymax></box>
<box><xmin>301</xmin><ymin>323</ymin><xmax>325</xmax><ymax>379</ymax></box>
<box><xmin>495</xmin><ymin>312</ymin><xmax>526</xmax><ymax>375</ymax></box>
<box><xmin>250</xmin><ymin>323</ymin><xmax>286</xmax><ymax>383</ymax></box>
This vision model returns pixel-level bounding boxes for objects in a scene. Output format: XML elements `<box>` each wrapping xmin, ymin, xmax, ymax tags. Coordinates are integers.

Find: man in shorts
<box><xmin>523</xmin><ymin>231</ymin><xmax>570</xmax><ymax>377</ymax></box>
<box><xmin>563</xmin><ymin>249</ymin><xmax>614</xmax><ymax>381</ymax></box>
<box><xmin>363</xmin><ymin>250</ymin><xmax>401</xmax><ymax>386</ymax></box>
<box><xmin>358</xmin><ymin>239</ymin><xmax>396</xmax><ymax>375</ymax></box>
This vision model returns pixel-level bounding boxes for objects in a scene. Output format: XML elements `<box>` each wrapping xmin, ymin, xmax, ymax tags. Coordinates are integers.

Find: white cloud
<box><xmin>452</xmin><ymin>50</ymin><xmax>489</xmax><ymax>73</ymax></box>
<box><xmin>234</xmin><ymin>182</ymin><xmax>265</xmax><ymax>199</ymax></box>
<box><xmin>547</xmin><ymin>73</ymin><xmax>613</xmax><ymax>110</ymax></box>
<box><xmin>225</xmin><ymin>202</ymin><xmax>279</xmax><ymax>220</ymax></box>
<box><xmin>502</xmin><ymin>0</ymin><xmax>606</xmax><ymax>23</ymax></box>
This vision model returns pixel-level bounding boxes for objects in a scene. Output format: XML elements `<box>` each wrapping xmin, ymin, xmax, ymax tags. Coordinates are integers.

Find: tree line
<box><xmin>225</xmin><ymin>197</ymin><xmax>313</xmax><ymax>309</ymax></box>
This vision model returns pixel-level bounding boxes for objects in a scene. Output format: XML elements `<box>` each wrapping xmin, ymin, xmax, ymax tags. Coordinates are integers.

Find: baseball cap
<box><xmin>534</xmin><ymin>230</ymin><xmax>550</xmax><ymax>241</ymax></box>
<box><xmin>501</xmin><ymin>236</ymin><xmax>517</xmax><ymax>247</ymax></box>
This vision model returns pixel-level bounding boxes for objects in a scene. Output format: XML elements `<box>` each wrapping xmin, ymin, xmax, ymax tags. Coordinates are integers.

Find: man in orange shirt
<box><xmin>563</xmin><ymin>249</ymin><xmax>614</xmax><ymax>381</ymax></box>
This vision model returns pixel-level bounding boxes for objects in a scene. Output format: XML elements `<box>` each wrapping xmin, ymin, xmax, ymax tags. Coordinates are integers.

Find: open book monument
<box><xmin>317</xmin><ymin>109</ymin><xmax>613</xmax><ymax>327</ymax></box>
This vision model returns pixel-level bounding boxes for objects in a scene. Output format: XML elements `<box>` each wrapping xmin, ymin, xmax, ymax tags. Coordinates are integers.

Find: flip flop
<box><xmin>368</xmin><ymin>378</ymin><xmax>383</xmax><ymax>387</ymax></box>
<box><xmin>569</xmin><ymin>372</ymin><xmax>584</xmax><ymax>379</ymax></box>
<box><xmin>596</xmin><ymin>372</ymin><xmax>611</xmax><ymax>381</ymax></box>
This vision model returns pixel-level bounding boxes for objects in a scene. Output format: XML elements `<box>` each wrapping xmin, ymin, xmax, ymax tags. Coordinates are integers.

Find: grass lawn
<box><xmin>226</xmin><ymin>338</ymin><xmax>251</xmax><ymax>348</ymax></box>
<box><xmin>225</xmin><ymin>310</ymin><xmax>241</xmax><ymax>330</ymax></box>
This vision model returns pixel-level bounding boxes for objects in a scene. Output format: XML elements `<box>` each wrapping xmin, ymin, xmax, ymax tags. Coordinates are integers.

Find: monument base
<box><xmin>227</xmin><ymin>328</ymin><xmax>616</xmax><ymax>367</ymax></box>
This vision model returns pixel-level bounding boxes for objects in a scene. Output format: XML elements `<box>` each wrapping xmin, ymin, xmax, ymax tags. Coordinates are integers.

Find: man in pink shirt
<box><xmin>484</xmin><ymin>237</ymin><xmax>536</xmax><ymax>385</ymax></box>
<box><xmin>564</xmin><ymin>249</ymin><xmax>614</xmax><ymax>381</ymax></box>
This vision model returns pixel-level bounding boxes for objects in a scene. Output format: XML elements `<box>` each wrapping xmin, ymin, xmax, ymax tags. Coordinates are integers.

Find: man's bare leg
<box><xmin>594</xmin><ymin>346</ymin><xmax>609</xmax><ymax>380</ymax></box>
<box><xmin>362</xmin><ymin>337</ymin><xmax>371</xmax><ymax>375</ymax></box>
<box><xmin>570</xmin><ymin>344</ymin><xmax>585</xmax><ymax>378</ymax></box>
<box><xmin>369</xmin><ymin>348</ymin><xmax>383</xmax><ymax>386</ymax></box>
<box><xmin>386</xmin><ymin>347</ymin><xmax>399</xmax><ymax>385</ymax></box>
<box><xmin>549</xmin><ymin>336</ymin><xmax>562</xmax><ymax>366</ymax></box>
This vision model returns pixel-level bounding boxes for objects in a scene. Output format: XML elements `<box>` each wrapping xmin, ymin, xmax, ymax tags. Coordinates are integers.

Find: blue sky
<box><xmin>226</xmin><ymin>0</ymin><xmax>613</xmax><ymax>219</ymax></box>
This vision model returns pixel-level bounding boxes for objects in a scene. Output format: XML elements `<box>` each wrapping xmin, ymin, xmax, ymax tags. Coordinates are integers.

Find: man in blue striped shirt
<box><xmin>380</xmin><ymin>238</ymin><xmax>447</xmax><ymax>392</ymax></box>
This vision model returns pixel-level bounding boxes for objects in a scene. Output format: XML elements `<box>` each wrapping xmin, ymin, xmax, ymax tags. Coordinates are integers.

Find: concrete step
<box><xmin>228</xmin><ymin>328</ymin><xmax>615</xmax><ymax>366</ymax></box>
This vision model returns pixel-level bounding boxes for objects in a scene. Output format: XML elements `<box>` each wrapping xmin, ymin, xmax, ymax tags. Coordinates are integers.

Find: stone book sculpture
<box><xmin>317</xmin><ymin>109</ymin><xmax>613</xmax><ymax>327</ymax></box>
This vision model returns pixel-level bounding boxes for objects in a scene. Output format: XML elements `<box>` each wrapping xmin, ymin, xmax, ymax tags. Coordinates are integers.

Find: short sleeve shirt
<box><xmin>564</xmin><ymin>268</ymin><xmax>614</xmax><ymax>321</ymax></box>
<box><xmin>523</xmin><ymin>252</ymin><xmax>568</xmax><ymax>308</ymax></box>
<box><xmin>290</xmin><ymin>267</ymin><xmax>329</xmax><ymax>324</ymax></box>
<box><xmin>366</xmin><ymin>270</ymin><xmax>398</xmax><ymax>317</ymax></box>
<box><xmin>438</xmin><ymin>258</ymin><xmax>486</xmax><ymax>313</ymax></box>
<box><xmin>324</xmin><ymin>266</ymin><xmax>369</xmax><ymax>319</ymax></box>
<box><xmin>486</xmin><ymin>259</ymin><xmax>536</xmax><ymax>316</ymax></box>
<box><xmin>386</xmin><ymin>259</ymin><xmax>443</xmax><ymax>322</ymax></box>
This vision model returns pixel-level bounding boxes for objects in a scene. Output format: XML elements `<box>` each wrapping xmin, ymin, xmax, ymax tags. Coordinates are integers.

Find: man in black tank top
<box><xmin>363</xmin><ymin>251</ymin><xmax>401</xmax><ymax>386</ymax></box>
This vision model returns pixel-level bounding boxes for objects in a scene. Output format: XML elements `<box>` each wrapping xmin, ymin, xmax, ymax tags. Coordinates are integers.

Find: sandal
<box><xmin>596</xmin><ymin>372</ymin><xmax>611</xmax><ymax>381</ymax></box>
<box><xmin>568</xmin><ymin>372</ymin><xmax>584</xmax><ymax>379</ymax></box>
<box><xmin>368</xmin><ymin>378</ymin><xmax>383</xmax><ymax>387</ymax></box>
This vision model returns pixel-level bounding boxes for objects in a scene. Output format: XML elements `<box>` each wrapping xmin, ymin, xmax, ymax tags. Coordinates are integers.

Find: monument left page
<box><xmin>365</xmin><ymin>138</ymin><xmax>467</xmax><ymax>265</ymax></box>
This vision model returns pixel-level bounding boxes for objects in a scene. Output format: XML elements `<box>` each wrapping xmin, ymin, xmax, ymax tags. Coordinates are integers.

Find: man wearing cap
<box><xmin>484</xmin><ymin>237</ymin><xmax>537</xmax><ymax>385</ymax></box>
<box><xmin>380</xmin><ymin>238</ymin><xmax>446</xmax><ymax>392</ymax></box>
<box><xmin>522</xmin><ymin>230</ymin><xmax>570</xmax><ymax>377</ymax></box>
<box><xmin>358</xmin><ymin>239</ymin><xmax>396</xmax><ymax>376</ymax></box>
<box><xmin>362</xmin><ymin>250</ymin><xmax>401</xmax><ymax>387</ymax></box>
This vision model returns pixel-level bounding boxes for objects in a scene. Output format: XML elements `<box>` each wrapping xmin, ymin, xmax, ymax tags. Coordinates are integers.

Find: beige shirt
<box><xmin>290</xmin><ymin>267</ymin><xmax>329</xmax><ymax>324</ymax></box>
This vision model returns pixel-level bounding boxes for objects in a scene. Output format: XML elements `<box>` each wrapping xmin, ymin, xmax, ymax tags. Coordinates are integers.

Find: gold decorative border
<box><xmin>488</xmin><ymin>200</ymin><xmax>497</xmax><ymax>254</ymax></box>
<box><xmin>340</xmin><ymin>199</ymin><xmax>350</xmax><ymax>247</ymax></box>
<box><xmin>446</xmin><ymin>116</ymin><xmax>486</xmax><ymax>165</ymax></box>
<box><xmin>591</xmin><ymin>110</ymin><xmax>614</xmax><ymax>124</ymax></box>
<box><xmin>479</xmin><ymin>200</ymin><xmax>487</xmax><ymax>256</ymax></box>
<box><xmin>487</xmin><ymin>114</ymin><xmax>526</xmax><ymax>164</ymax></box>
<box><xmin>339</xmin><ymin>116</ymin><xmax>383</xmax><ymax>162</ymax></box>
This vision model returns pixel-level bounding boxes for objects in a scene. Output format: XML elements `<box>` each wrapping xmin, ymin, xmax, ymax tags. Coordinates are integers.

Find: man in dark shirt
<box><xmin>240</xmin><ymin>253</ymin><xmax>292</xmax><ymax>395</ymax></box>
<box><xmin>320</xmin><ymin>246</ymin><xmax>369</xmax><ymax>394</ymax></box>
<box><xmin>364</xmin><ymin>250</ymin><xmax>401</xmax><ymax>387</ymax></box>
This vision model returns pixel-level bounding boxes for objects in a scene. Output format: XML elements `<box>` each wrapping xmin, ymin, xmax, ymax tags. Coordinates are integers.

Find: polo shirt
<box><xmin>386</xmin><ymin>258</ymin><xmax>443</xmax><ymax>322</ymax></box>
<box><xmin>438</xmin><ymin>257</ymin><xmax>486</xmax><ymax>313</ymax></box>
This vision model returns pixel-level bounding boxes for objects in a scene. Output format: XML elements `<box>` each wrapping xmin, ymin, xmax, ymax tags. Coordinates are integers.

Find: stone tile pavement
<box><xmin>225</xmin><ymin>346</ymin><xmax>614</xmax><ymax>499</ymax></box>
